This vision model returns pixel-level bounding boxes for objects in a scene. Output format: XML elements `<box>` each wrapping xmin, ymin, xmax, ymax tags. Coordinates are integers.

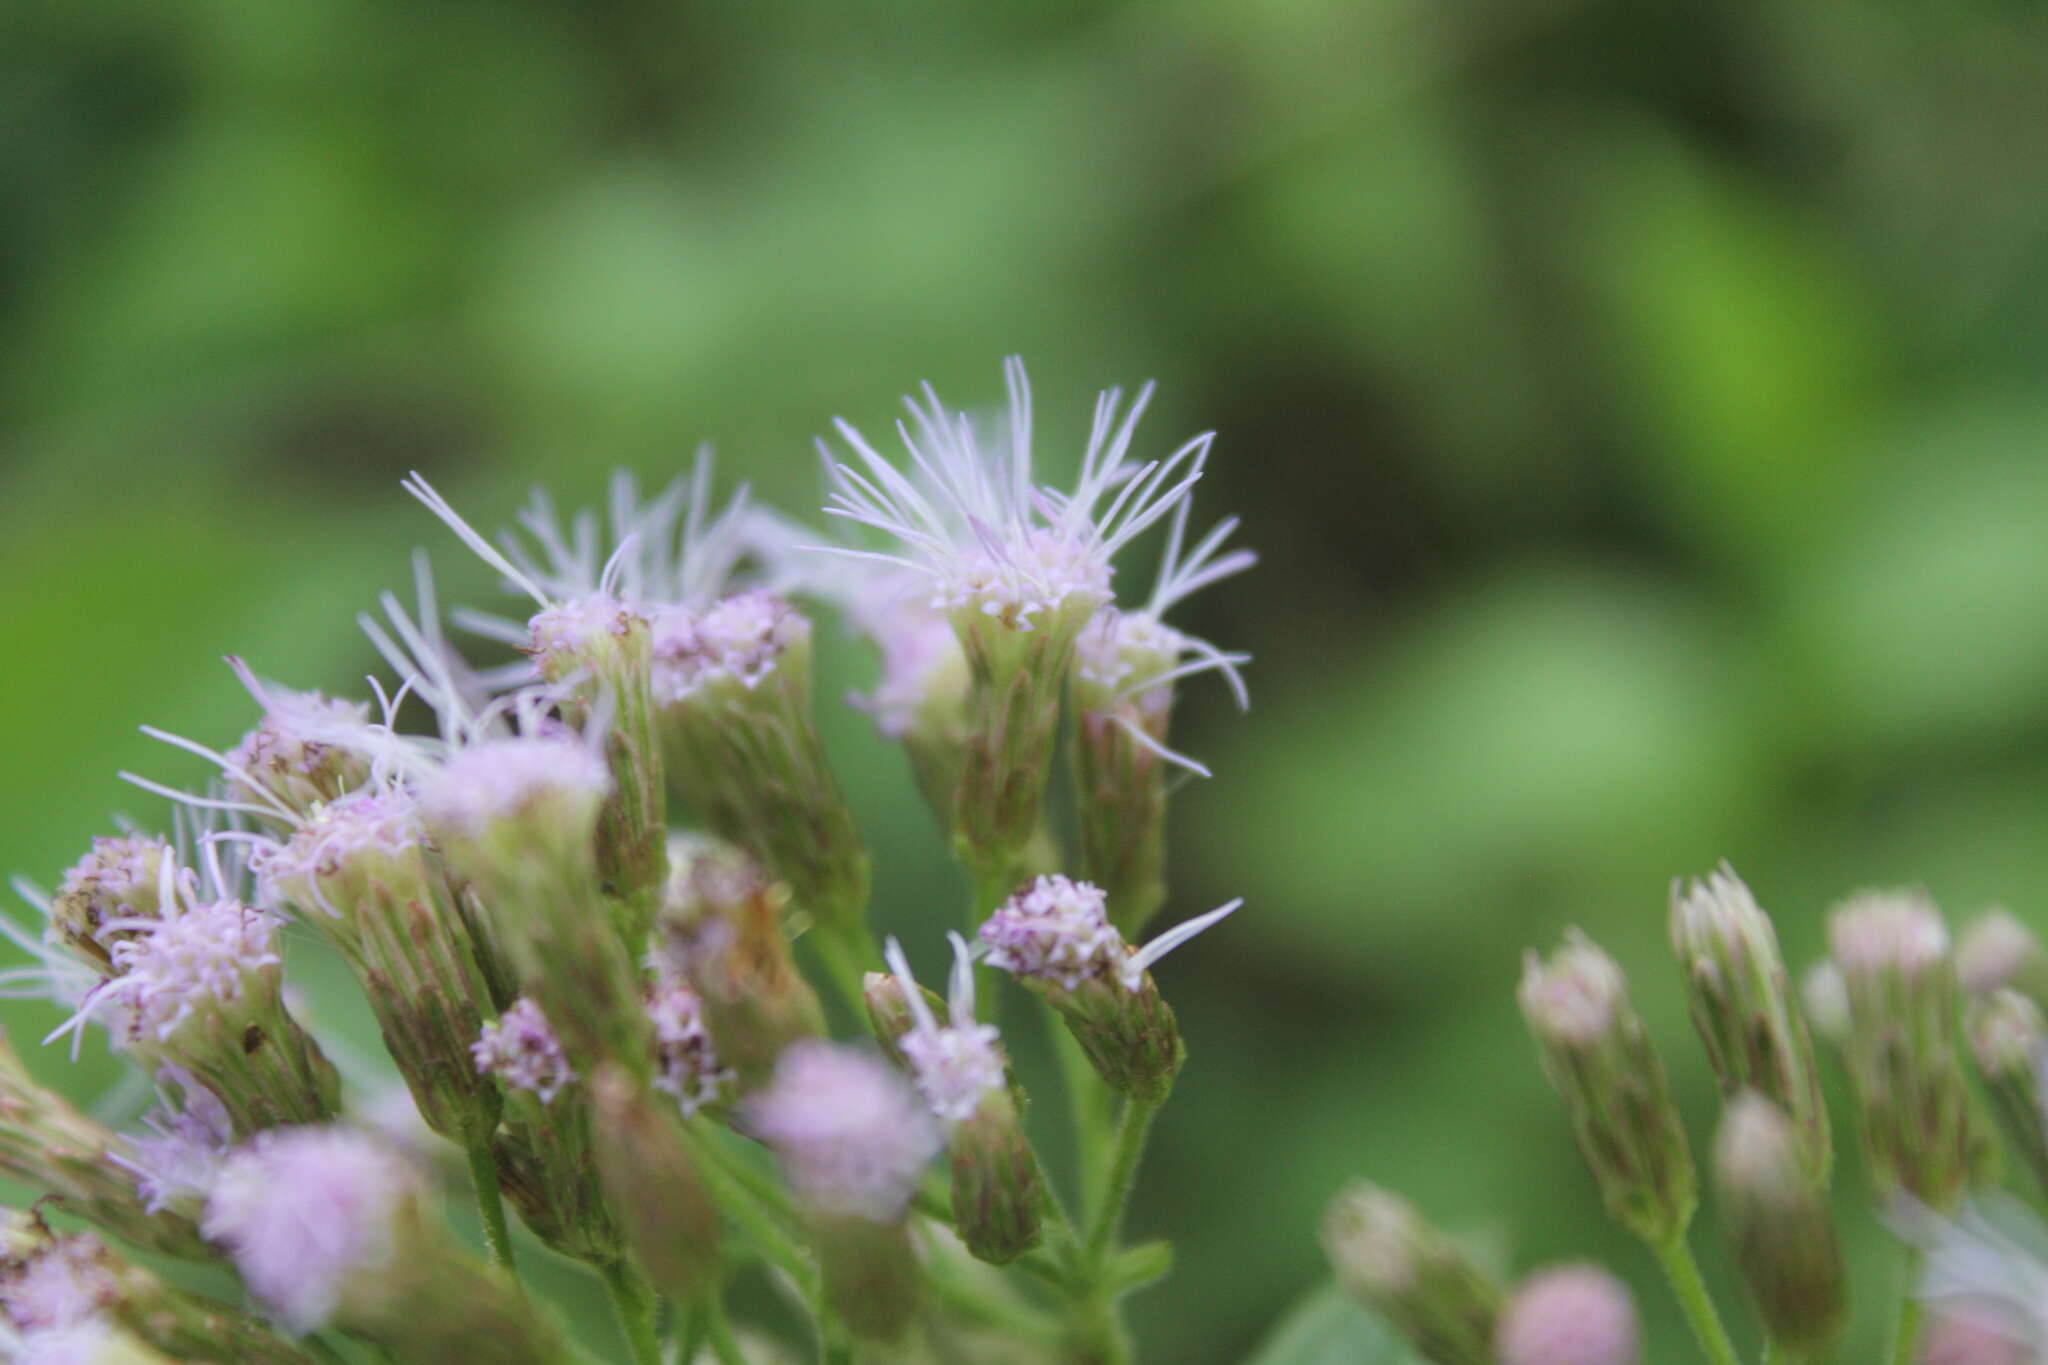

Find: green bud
<box><xmin>1828</xmin><ymin>891</ymin><xmax>1985</xmax><ymax>1211</ymax></box>
<box><xmin>590</xmin><ymin>1066</ymin><xmax>721</xmax><ymax>1301</ymax></box>
<box><xmin>815</xmin><ymin>1213</ymin><xmax>922</xmax><ymax>1343</ymax></box>
<box><xmin>1713</xmin><ymin>1092</ymin><xmax>1847</xmax><ymax>1354</ymax></box>
<box><xmin>1518</xmin><ymin>930</ymin><xmax>1695</xmax><ymax>1245</ymax></box>
<box><xmin>654</xmin><ymin>595</ymin><xmax>870</xmax><ymax>936</ymax></box>
<box><xmin>655</xmin><ymin>838</ymin><xmax>822</xmax><ymax>1091</ymax></box>
<box><xmin>1322</xmin><ymin>1182</ymin><xmax>1499</xmax><ymax>1365</ymax></box>
<box><xmin>0</xmin><ymin>1033</ymin><xmax>210</xmax><ymax>1259</ymax></box>
<box><xmin>948</xmin><ymin>1086</ymin><xmax>1043</xmax><ymax>1266</ymax></box>
<box><xmin>1669</xmin><ymin>865</ymin><xmax>1830</xmax><ymax>1180</ymax></box>
<box><xmin>1966</xmin><ymin>989</ymin><xmax>2048</xmax><ymax>1198</ymax></box>
<box><xmin>862</xmin><ymin>970</ymin><xmax>936</xmax><ymax>1070</ymax></box>
<box><xmin>1041</xmin><ymin>973</ymin><xmax>1184</xmax><ymax>1108</ymax></box>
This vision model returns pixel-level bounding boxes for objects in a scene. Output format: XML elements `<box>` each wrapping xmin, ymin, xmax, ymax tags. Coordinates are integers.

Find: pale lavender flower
<box><xmin>111</xmin><ymin>1068</ymin><xmax>234</xmax><ymax>1213</ymax></box>
<box><xmin>415</xmin><ymin>734</ymin><xmax>612</xmax><ymax>848</ymax></box>
<box><xmin>646</xmin><ymin>972</ymin><xmax>732</xmax><ymax>1118</ymax></box>
<box><xmin>812</xmin><ymin>358</ymin><xmax>1209</xmax><ymax>633</ymax></box>
<box><xmin>201</xmin><ymin>1127</ymin><xmax>419</xmax><ymax>1333</ymax></box>
<box><xmin>0</xmin><ymin>1235</ymin><xmax>115</xmax><ymax>1332</ymax></box>
<box><xmin>979</xmin><ymin>874</ymin><xmax>1242</xmax><ymax>993</ymax></box>
<box><xmin>837</xmin><ymin>569</ymin><xmax>967</xmax><ymax>738</ymax></box>
<box><xmin>1900</xmin><ymin>1198</ymin><xmax>2048</xmax><ymax>1357</ymax></box>
<box><xmin>247</xmin><ymin>787</ymin><xmax>427</xmax><ymax>920</ymax></box>
<box><xmin>472</xmin><ymin>999</ymin><xmax>577</xmax><ymax>1105</ymax></box>
<box><xmin>745</xmin><ymin>1042</ymin><xmax>939</xmax><ymax>1222</ymax></box>
<box><xmin>882</xmin><ymin>933</ymin><xmax>1004</xmax><ymax>1122</ymax></box>
<box><xmin>1495</xmin><ymin>1264</ymin><xmax>1639</xmax><ymax>1365</ymax></box>
<box><xmin>649</xmin><ymin>587</ymin><xmax>807</xmax><ymax>703</ymax></box>
<box><xmin>219</xmin><ymin>658</ymin><xmax>372</xmax><ymax>815</ymax></box>
<box><xmin>1830</xmin><ymin>891</ymin><xmax>1950</xmax><ymax>981</ymax></box>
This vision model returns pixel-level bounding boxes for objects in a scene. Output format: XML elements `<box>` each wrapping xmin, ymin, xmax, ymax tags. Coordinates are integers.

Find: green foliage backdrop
<box><xmin>7</xmin><ymin>0</ymin><xmax>2048</xmax><ymax>1358</ymax></box>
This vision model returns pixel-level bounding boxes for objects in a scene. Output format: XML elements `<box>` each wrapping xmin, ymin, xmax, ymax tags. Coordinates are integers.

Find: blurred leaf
<box><xmin>1242</xmin><ymin>1283</ymin><xmax>1418</xmax><ymax>1365</ymax></box>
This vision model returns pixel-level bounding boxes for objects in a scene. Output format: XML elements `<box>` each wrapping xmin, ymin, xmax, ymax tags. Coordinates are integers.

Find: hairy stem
<box><xmin>1085</xmin><ymin>1100</ymin><xmax>1158</xmax><ymax>1266</ymax></box>
<box><xmin>465</xmin><ymin>1135</ymin><xmax>516</xmax><ymax>1276</ymax></box>
<box><xmin>1651</xmin><ymin>1233</ymin><xmax>1741</xmax><ymax>1365</ymax></box>
<box><xmin>599</xmin><ymin>1259</ymin><xmax>661</xmax><ymax>1365</ymax></box>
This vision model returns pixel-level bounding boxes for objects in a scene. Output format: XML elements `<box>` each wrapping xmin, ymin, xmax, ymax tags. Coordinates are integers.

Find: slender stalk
<box><xmin>808</xmin><ymin>927</ymin><xmax>873</xmax><ymax>1021</ymax></box>
<box><xmin>600</xmin><ymin>1260</ymin><xmax>662</xmax><ymax>1365</ymax></box>
<box><xmin>703</xmin><ymin>1296</ymin><xmax>749</xmax><ymax>1365</ymax></box>
<box><xmin>1650</xmin><ymin>1234</ymin><xmax>1741</xmax><ymax>1365</ymax></box>
<box><xmin>1888</xmin><ymin>1250</ymin><xmax>1924</xmax><ymax>1365</ymax></box>
<box><xmin>1085</xmin><ymin>1100</ymin><xmax>1158</xmax><ymax>1265</ymax></box>
<box><xmin>677</xmin><ymin>1122</ymin><xmax>819</xmax><ymax>1298</ymax></box>
<box><xmin>1049</xmin><ymin>1010</ymin><xmax>1113</xmax><ymax>1211</ymax></box>
<box><xmin>465</xmin><ymin>1135</ymin><xmax>516</xmax><ymax>1275</ymax></box>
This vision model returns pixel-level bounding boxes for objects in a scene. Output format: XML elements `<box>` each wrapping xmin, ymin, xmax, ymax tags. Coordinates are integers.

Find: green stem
<box><xmin>678</xmin><ymin>1122</ymin><xmax>819</xmax><ymax>1299</ymax></box>
<box><xmin>809</xmin><ymin>927</ymin><xmax>873</xmax><ymax>1021</ymax></box>
<box><xmin>1085</xmin><ymin>1100</ymin><xmax>1158</xmax><ymax>1266</ymax></box>
<box><xmin>1049</xmin><ymin>1009</ymin><xmax>1114</xmax><ymax>1212</ymax></box>
<box><xmin>303</xmin><ymin>1339</ymin><xmax>352</xmax><ymax>1365</ymax></box>
<box><xmin>1760</xmin><ymin>1343</ymin><xmax>1784</xmax><ymax>1365</ymax></box>
<box><xmin>1889</xmin><ymin>1249</ymin><xmax>1924</xmax><ymax>1365</ymax></box>
<box><xmin>465</xmin><ymin>1135</ymin><xmax>516</xmax><ymax>1276</ymax></box>
<box><xmin>600</xmin><ymin>1260</ymin><xmax>662</xmax><ymax>1365</ymax></box>
<box><xmin>703</xmin><ymin>1295</ymin><xmax>748</xmax><ymax>1365</ymax></box>
<box><xmin>1651</xmin><ymin>1234</ymin><xmax>1741</xmax><ymax>1365</ymax></box>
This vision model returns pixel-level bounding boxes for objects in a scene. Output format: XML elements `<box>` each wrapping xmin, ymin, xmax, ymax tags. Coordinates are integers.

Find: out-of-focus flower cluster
<box><xmin>0</xmin><ymin>361</ymin><xmax>1250</xmax><ymax>1365</ymax></box>
<box><xmin>1325</xmin><ymin>862</ymin><xmax>2048</xmax><ymax>1365</ymax></box>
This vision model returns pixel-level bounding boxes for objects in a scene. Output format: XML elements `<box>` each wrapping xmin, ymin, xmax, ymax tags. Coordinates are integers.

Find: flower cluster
<box><xmin>0</xmin><ymin>360</ymin><xmax>1249</xmax><ymax>1364</ymax></box>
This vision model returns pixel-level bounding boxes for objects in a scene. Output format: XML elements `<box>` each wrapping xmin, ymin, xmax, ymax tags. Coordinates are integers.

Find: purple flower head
<box><xmin>0</xmin><ymin>1235</ymin><xmax>115</xmax><ymax>1333</ymax></box>
<box><xmin>221</xmin><ymin>658</ymin><xmax>373</xmax><ymax>814</ymax></box>
<box><xmin>650</xmin><ymin>588</ymin><xmax>806</xmax><ymax>703</ymax></box>
<box><xmin>111</xmin><ymin>1067</ymin><xmax>234</xmax><ymax>1213</ymax></box>
<box><xmin>48</xmin><ymin>836</ymin><xmax>172</xmax><ymax>962</ymax></box>
<box><xmin>745</xmin><ymin>1042</ymin><xmax>939</xmax><ymax>1222</ymax></box>
<box><xmin>201</xmin><ymin>1127</ymin><xmax>419</xmax><ymax>1333</ymax></box>
<box><xmin>417</xmin><ymin>734</ymin><xmax>611</xmax><ymax>846</ymax></box>
<box><xmin>647</xmin><ymin>970</ymin><xmax>733</xmax><ymax>1118</ymax></box>
<box><xmin>250</xmin><ymin>787</ymin><xmax>426</xmax><ymax>919</ymax></box>
<box><xmin>1496</xmin><ymin>1264</ymin><xmax>1640</xmax><ymax>1365</ymax></box>
<box><xmin>472</xmin><ymin>998</ymin><xmax>577</xmax><ymax>1105</ymax></box>
<box><xmin>980</xmin><ymin>875</ymin><xmax>1242</xmax><ymax>994</ymax></box>
<box><xmin>882</xmin><ymin>933</ymin><xmax>1004</xmax><ymax>1122</ymax></box>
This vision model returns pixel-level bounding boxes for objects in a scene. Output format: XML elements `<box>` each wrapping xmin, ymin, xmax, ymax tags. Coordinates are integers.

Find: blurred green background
<box><xmin>8</xmin><ymin>0</ymin><xmax>2048</xmax><ymax>1359</ymax></box>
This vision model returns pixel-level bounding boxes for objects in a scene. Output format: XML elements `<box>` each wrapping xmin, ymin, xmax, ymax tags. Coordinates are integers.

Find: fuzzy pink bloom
<box><xmin>201</xmin><ymin>1127</ymin><xmax>419</xmax><ymax>1333</ymax></box>
<box><xmin>745</xmin><ymin>1042</ymin><xmax>938</xmax><ymax>1221</ymax></box>
<box><xmin>980</xmin><ymin>874</ymin><xmax>1241</xmax><ymax>994</ymax></box>
<box><xmin>1922</xmin><ymin>1310</ymin><xmax>2028</xmax><ymax>1365</ymax></box>
<box><xmin>416</xmin><ymin>735</ymin><xmax>611</xmax><ymax>843</ymax></box>
<box><xmin>1495</xmin><ymin>1264</ymin><xmax>1639</xmax><ymax>1365</ymax></box>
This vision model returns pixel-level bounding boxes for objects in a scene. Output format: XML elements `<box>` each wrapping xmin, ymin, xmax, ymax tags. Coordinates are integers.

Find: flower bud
<box><xmin>473</xmin><ymin>1000</ymin><xmax>626</xmax><ymax>1268</ymax></box>
<box><xmin>1494</xmin><ymin>1263</ymin><xmax>1639</xmax><ymax>1365</ymax></box>
<box><xmin>882</xmin><ymin>935</ymin><xmax>1043</xmax><ymax>1265</ymax></box>
<box><xmin>654</xmin><ymin>837</ymin><xmax>822</xmax><ymax>1091</ymax></box>
<box><xmin>1713</xmin><ymin>1092</ymin><xmax>1847</xmax><ymax>1353</ymax></box>
<box><xmin>1801</xmin><ymin>961</ymin><xmax>1851</xmax><ymax>1048</ymax></box>
<box><xmin>1670</xmin><ymin>865</ymin><xmax>1830</xmax><ymax>1178</ymax></box>
<box><xmin>1321</xmin><ymin>1183</ymin><xmax>1499</xmax><ymax>1365</ymax></box>
<box><xmin>1920</xmin><ymin>1310</ymin><xmax>2028</xmax><ymax>1365</ymax></box>
<box><xmin>47</xmin><ymin>837</ymin><xmax>170</xmax><ymax>977</ymax></box>
<box><xmin>746</xmin><ymin>1043</ymin><xmax>937</xmax><ymax>1340</ymax></box>
<box><xmin>979</xmin><ymin>876</ymin><xmax>1238</xmax><ymax>1106</ymax></box>
<box><xmin>1069</xmin><ymin>613</ymin><xmax>1182</xmax><ymax>937</ymax></box>
<box><xmin>223</xmin><ymin>660</ymin><xmax>372</xmax><ymax>820</ymax></box>
<box><xmin>1829</xmin><ymin>892</ymin><xmax>1985</xmax><ymax>1211</ymax></box>
<box><xmin>653</xmin><ymin>591</ymin><xmax>870</xmax><ymax>937</ymax></box>
<box><xmin>1958</xmin><ymin>911</ymin><xmax>2048</xmax><ymax>1008</ymax></box>
<box><xmin>255</xmin><ymin>788</ymin><xmax>500</xmax><ymax>1148</ymax></box>
<box><xmin>590</xmin><ymin>1065</ymin><xmax>720</xmax><ymax>1302</ymax></box>
<box><xmin>1965</xmin><ymin>989</ymin><xmax>2048</xmax><ymax>1197</ymax></box>
<box><xmin>204</xmin><ymin>1126</ymin><xmax>573</xmax><ymax>1364</ymax></box>
<box><xmin>1518</xmin><ymin>930</ymin><xmax>1695</xmax><ymax>1245</ymax></box>
<box><xmin>0</xmin><ymin>1210</ymin><xmax>316</xmax><ymax>1364</ymax></box>
<box><xmin>0</xmin><ymin>1036</ymin><xmax>208</xmax><ymax>1258</ymax></box>
<box><xmin>422</xmin><ymin>733</ymin><xmax>652</xmax><ymax>1074</ymax></box>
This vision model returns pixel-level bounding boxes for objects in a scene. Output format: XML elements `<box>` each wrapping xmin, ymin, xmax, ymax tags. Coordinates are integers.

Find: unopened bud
<box><xmin>654</xmin><ymin>592</ymin><xmax>870</xmax><ymax>936</ymax></box>
<box><xmin>1518</xmin><ymin>930</ymin><xmax>1695</xmax><ymax>1245</ymax></box>
<box><xmin>1669</xmin><ymin>865</ymin><xmax>1830</xmax><ymax>1177</ymax></box>
<box><xmin>1494</xmin><ymin>1263</ymin><xmax>1639</xmax><ymax>1365</ymax></box>
<box><xmin>655</xmin><ymin>837</ymin><xmax>822</xmax><ymax>1091</ymax></box>
<box><xmin>1801</xmin><ymin>962</ymin><xmax>1850</xmax><ymax>1048</ymax></box>
<box><xmin>590</xmin><ymin>1066</ymin><xmax>720</xmax><ymax>1301</ymax></box>
<box><xmin>1829</xmin><ymin>892</ymin><xmax>1984</xmax><ymax>1210</ymax></box>
<box><xmin>1957</xmin><ymin>911</ymin><xmax>2048</xmax><ymax>1008</ymax></box>
<box><xmin>1321</xmin><ymin>1183</ymin><xmax>1498</xmax><ymax>1365</ymax></box>
<box><xmin>1966</xmin><ymin>990</ymin><xmax>2048</xmax><ymax>1197</ymax></box>
<box><xmin>1714</xmin><ymin>1092</ymin><xmax>1846</xmax><ymax>1353</ymax></box>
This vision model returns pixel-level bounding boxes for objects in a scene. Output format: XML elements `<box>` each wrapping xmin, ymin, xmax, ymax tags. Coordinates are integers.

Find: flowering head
<box><xmin>250</xmin><ymin>787</ymin><xmax>428</xmax><ymax>924</ymax></box>
<box><xmin>1494</xmin><ymin>1265</ymin><xmax>1638</xmax><ymax>1365</ymax></box>
<box><xmin>646</xmin><ymin>970</ymin><xmax>732</xmax><ymax>1118</ymax></box>
<box><xmin>837</xmin><ymin>570</ymin><xmax>970</xmax><ymax>743</ymax></box>
<box><xmin>83</xmin><ymin>886</ymin><xmax>281</xmax><ymax>1052</ymax></box>
<box><xmin>47</xmin><ymin>837</ymin><xmax>171</xmax><ymax>975</ymax></box>
<box><xmin>418</xmin><ymin>732</ymin><xmax>610</xmax><ymax>868</ymax></box>
<box><xmin>201</xmin><ymin>1127</ymin><xmax>420</xmax><ymax>1333</ymax></box>
<box><xmin>222</xmin><ymin>660</ymin><xmax>372</xmax><ymax>819</ymax></box>
<box><xmin>111</xmin><ymin>1068</ymin><xmax>234</xmax><ymax>1214</ymax></box>
<box><xmin>882</xmin><ymin>933</ymin><xmax>1004</xmax><ymax>1123</ymax></box>
<box><xmin>0</xmin><ymin>1213</ymin><xmax>117</xmax><ymax>1333</ymax></box>
<box><xmin>744</xmin><ymin>1041</ymin><xmax>939</xmax><ymax>1223</ymax></box>
<box><xmin>1958</xmin><ymin>910</ymin><xmax>2048</xmax><ymax>1003</ymax></box>
<box><xmin>471</xmin><ymin>999</ymin><xmax>577</xmax><ymax>1105</ymax></box>
<box><xmin>650</xmin><ymin>588</ymin><xmax>810</xmax><ymax>705</ymax></box>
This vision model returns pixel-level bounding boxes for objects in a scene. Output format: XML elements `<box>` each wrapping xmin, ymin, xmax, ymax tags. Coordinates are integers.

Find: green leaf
<box><xmin>1243</xmin><ymin>1282</ymin><xmax>1420</xmax><ymax>1365</ymax></box>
